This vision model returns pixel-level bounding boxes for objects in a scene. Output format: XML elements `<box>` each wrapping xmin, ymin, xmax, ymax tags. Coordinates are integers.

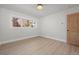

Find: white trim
<box><xmin>41</xmin><ymin>35</ymin><xmax>66</xmax><ymax>43</ymax></box>
<box><xmin>0</xmin><ymin>35</ymin><xmax>66</xmax><ymax>45</ymax></box>
<box><xmin>0</xmin><ymin>35</ymin><xmax>39</xmax><ymax>45</ymax></box>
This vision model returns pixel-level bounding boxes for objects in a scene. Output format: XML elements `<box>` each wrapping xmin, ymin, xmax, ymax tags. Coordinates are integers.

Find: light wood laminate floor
<box><xmin>0</xmin><ymin>36</ymin><xmax>79</xmax><ymax>55</ymax></box>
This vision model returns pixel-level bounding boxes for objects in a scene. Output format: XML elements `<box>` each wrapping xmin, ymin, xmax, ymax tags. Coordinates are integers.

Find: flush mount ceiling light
<box><xmin>36</xmin><ymin>4</ymin><xmax>44</xmax><ymax>10</ymax></box>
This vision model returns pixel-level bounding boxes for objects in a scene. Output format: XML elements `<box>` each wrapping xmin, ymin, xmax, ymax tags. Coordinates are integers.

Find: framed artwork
<box><xmin>11</xmin><ymin>17</ymin><xmax>35</xmax><ymax>28</ymax></box>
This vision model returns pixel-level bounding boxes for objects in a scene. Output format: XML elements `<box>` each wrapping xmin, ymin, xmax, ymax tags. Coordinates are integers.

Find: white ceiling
<box><xmin>0</xmin><ymin>4</ymin><xmax>79</xmax><ymax>18</ymax></box>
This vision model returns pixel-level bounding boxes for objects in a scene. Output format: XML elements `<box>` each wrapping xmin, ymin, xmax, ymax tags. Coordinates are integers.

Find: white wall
<box><xmin>40</xmin><ymin>7</ymin><xmax>79</xmax><ymax>42</ymax></box>
<box><xmin>0</xmin><ymin>8</ymin><xmax>39</xmax><ymax>44</ymax></box>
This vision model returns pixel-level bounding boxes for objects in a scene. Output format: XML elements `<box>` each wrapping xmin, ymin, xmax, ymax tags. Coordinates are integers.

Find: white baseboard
<box><xmin>0</xmin><ymin>35</ymin><xmax>66</xmax><ymax>45</ymax></box>
<box><xmin>40</xmin><ymin>35</ymin><xmax>66</xmax><ymax>43</ymax></box>
<box><xmin>0</xmin><ymin>35</ymin><xmax>39</xmax><ymax>45</ymax></box>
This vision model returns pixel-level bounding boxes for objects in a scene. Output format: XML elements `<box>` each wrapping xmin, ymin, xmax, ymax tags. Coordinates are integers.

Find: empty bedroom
<box><xmin>0</xmin><ymin>4</ymin><xmax>79</xmax><ymax>55</ymax></box>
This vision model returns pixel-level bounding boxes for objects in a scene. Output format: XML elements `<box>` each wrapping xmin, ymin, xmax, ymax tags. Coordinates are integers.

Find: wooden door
<box><xmin>67</xmin><ymin>13</ymin><xmax>79</xmax><ymax>46</ymax></box>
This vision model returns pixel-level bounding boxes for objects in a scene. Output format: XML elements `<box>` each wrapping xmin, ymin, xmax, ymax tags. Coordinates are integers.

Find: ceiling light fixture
<box><xmin>36</xmin><ymin>4</ymin><xmax>43</xmax><ymax>10</ymax></box>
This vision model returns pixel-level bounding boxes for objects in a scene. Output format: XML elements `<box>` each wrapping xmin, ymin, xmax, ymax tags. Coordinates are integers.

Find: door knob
<box><xmin>67</xmin><ymin>30</ymin><xmax>69</xmax><ymax>31</ymax></box>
